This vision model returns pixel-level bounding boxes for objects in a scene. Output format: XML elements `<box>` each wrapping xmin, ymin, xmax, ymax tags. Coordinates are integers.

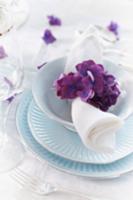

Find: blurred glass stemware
<box><xmin>0</xmin><ymin>5</ymin><xmax>25</xmax><ymax>173</ymax></box>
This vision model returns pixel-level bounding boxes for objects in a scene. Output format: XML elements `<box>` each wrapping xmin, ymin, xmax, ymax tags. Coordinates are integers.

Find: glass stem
<box><xmin>0</xmin><ymin>100</ymin><xmax>11</xmax><ymax>150</ymax></box>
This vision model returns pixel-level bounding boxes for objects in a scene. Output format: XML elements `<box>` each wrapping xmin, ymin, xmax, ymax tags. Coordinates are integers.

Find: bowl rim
<box><xmin>32</xmin><ymin>57</ymin><xmax>74</xmax><ymax>127</ymax></box>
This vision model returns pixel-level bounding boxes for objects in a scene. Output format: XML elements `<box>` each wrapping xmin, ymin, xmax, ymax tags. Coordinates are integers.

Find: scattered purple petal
<box><xmin>6</xmin><ymin>92</ymin><xmax>21</xmax><ymax>103</ymax></box>
<box><xmin>0</xmin><ymin>46</ymin><xmax>7</xmax><ymax>59</ymax></box>
<box><xmin>4</xmin><ymin>77</ymin><xmax>13</xmax><ymax>88</ymax></box>
<box><xmin>107</xmin><ymin>21</ymin><xmax>119</xmax><ymax>39</ymax></box>
<box><xmin>47</xmin><ymin>15</ymin><xmax>61</xmax><ymax>26</ymax></box>
<box><xmin>37</xmin><ymin>62</ymin><xmax>47</xmax><ymax>70</ymax></box>
<box><xmin>42</xmin><ymin>29</ymin><xmax>56</xmax><ymax>44</ymax></box>
<box><xmin>6</xmin><ymin>95</ymin><xmax>15</xmax><ymax>103</ymax></box>
<box><xmin>54</xmin><ymin>59</ymin><xmax>121</xmax><ymax>111</ymax></box>
<box><xmin>6</xmin><ymin>93</ymin><xmax>18</xmax><ymax>103</ymax></box>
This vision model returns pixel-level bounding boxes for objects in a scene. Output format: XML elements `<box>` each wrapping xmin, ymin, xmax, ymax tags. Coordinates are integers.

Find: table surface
<box><xmin>1</xmin><ymin>0</ymin><xmax>133</xmax><ymax>199</ymax></box>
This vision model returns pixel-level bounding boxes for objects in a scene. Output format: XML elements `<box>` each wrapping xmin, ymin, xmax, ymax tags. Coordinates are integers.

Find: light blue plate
<box><xmin>16</xmin><ymin>91</ymin><xmax>133</xmax><ymax>178</ymax></box>
<box><xmin>28</xmin><ymin>98</ymin><xmax>133</xmax><ymax>164</ymax></box>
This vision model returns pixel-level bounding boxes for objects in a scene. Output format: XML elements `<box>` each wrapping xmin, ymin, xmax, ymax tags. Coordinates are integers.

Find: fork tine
<box><xmin>11</xmin><ymin>168</ymin><xmax>41</xmax><ymax>192</ymax></box>
<box><xmin>11</xmin><ymin>170</ymin><xmax>28</xmax><ymax>187</ymax></box>
<box><xmin>16</xmin><ymin>168</ymin><xmax>40</xmax><ymax>183</ymax></box>
<box><xmin>13</xmin><ymin>168</ymin><xmax>35</xmax><ymax>183</ymax></box>
<box><xmin>11</xmin><ymin>168</ymin><xmax>34</xmax><ymax>186</ymax></box>
<box><xmin>11</xmin><ymin>173</ymin><xmax>36</xmax><ymax>193</ymax></box>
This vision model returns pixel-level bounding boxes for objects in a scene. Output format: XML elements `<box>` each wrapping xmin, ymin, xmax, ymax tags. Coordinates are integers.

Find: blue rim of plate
<box><xmin>28</xmin><ymin>98</ymin><xmax>133</xmax><ymax>164</ymax></box>
<box><xmin>16</xmin><ymin>91</ymin><xmax>133</xmax><ymax>178</ymax></box>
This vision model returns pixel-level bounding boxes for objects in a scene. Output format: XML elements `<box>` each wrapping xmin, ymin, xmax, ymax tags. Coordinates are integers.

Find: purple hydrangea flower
<box><xmin>107</xmin><ymin>21</ymin><xmax>119</xmax><ymax>38</ymax></box>
<box><xmin>42</xmin><ymin>29</ymin><xmax>56</xmax><ymax>44</ymax></box>
<box><xmin>0</xmin><ymin>46</ymin><xmax>7</xmax><ymax>59</ymax></box>
<box><xmin>47</xmin><ymin>15</ymin><xmax>61</xmax><ymax>26</ymax></box>
<box><xmin>54</xmin><ymin>60</ymin><xmax>120</xmax><ymax>111</ymax></box>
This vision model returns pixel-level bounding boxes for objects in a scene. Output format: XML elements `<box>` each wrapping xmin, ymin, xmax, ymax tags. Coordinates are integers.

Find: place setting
<box><xmin>14</xmin><ymin>25</ymin><xmax>133</xmax><ymax>180</ymax></box>
<box><xmin>1</xmin><ymin>0</ymin><xmax>133</xmax><ymax>199</ymax></box>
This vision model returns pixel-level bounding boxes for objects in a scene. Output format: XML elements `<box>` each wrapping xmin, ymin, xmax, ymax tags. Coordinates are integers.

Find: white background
<box><xmin>1</xmin><ymin>0</ymin><xmax>133</xmax><ymax>199</ymax></box>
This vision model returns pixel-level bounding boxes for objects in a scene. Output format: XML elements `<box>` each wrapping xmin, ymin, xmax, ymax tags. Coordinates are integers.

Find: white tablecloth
<box><xmin>1</xmin><ymin>0</ymin><xmax>133</xmax><ymax>199</ymax></box>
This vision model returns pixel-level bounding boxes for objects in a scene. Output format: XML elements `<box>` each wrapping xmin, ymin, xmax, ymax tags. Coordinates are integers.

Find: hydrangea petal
<box><xmin>107</xmin><ymin>21</ymin><xmax>119</xmax><ymax>39</ymax></box>
<box><xmin>0</xmin><ymin>46</ymin><xmax>7</xmax><ymax>59</ymax></box>
<box><xmin>47</xmin><ymin>15</ymin><xmax>61</xmax><ymax>26</ymax></box>
<box><xmin>42</xmin><ymin>29</ymin><xmax>56</xmax><ymax>44</ymax></box>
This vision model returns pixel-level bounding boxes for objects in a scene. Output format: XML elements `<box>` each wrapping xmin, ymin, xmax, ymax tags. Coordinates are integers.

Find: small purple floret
<box><xmin>89</xmin><ymin>73</ymin><xmax>121</xmax><ymax>111</ymax></box>
<box><xmin>107</xmin><ymin>21</ymin><xmax>119</xmax><ymax>38</ymax></box>
<box><xmin>54</xmin><ymin>73</ymin><xmax>84</xmax><ymax>99</ymax></box>
<box><xmin>42</xmin><ymin>29</ymin><xmax>56</xmax><ymax>44</ymax></box>
<box><xmin>47</xmin><ymin>15</ymin><xmax>61</xmax><ymax>26</ymax></box>
<box><xmin>77</xmin><ymin>76</ymin><xmax>94</xmax><ymax>101</ymax></box>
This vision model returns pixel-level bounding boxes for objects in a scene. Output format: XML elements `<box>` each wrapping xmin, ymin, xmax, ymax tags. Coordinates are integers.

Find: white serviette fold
<box><xmin>65</xmin><ymin>25</ymin><xmax>124</xmax><ymax>152</ymax></box>
<box><xmin>65</xmin><ymin>25</ymin><xmax>103</xmax><ymax>73</ymax></box>
<box><xmin>0</xmin><ymin>5</ymin><xmax>12</xmax><ymax>34</ymax></box>
<box><xmin>72</xmin><ymin>98</ymin><xmax>123</xmax><ymax>152</ymax></box>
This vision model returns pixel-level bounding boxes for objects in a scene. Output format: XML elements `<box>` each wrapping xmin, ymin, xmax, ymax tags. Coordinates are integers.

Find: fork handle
<box><xmin>57</xmin><ymin>186</ymin><xmax>107</xmax><ymax>200</ymax></box>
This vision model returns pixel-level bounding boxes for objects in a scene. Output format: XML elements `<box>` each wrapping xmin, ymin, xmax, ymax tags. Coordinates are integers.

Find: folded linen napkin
<box><xmin>72</xmin><ymin>98</ymin><xmax>123</xmax><ymax>152</ymax></box>
<box><xmin>65</xmin><ymin>26</ymin><xmax>124</xmax><ymax>152</ymax></box>
<box><xmin>65</xmin><ymin>25</ymin><xmax>103</xmax><ymax>73</ymax></box>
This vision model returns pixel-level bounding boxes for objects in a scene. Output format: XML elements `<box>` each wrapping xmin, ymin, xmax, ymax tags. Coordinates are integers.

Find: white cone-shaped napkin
<box><xmin>72</xmin><ymin>98</ymin><xmax>123</xmax><ymax>152</ymax></box>
<box><xmin>65</xmin><ymin>26</ymin><xmax>124</xmax><ymax>152</ymax></box>
<box><xmin>0</xmin><ymin>5</ymin><xmax>12</xmax><ymax>34</ymax></box>
<box><xmin>65</xmin><ymin>26</ymin><xmax>103</xmax><ymax>73</ymax></box>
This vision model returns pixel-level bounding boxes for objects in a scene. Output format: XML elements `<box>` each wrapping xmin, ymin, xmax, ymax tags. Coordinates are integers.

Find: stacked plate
<box><xmin>16</xmin><ymin>57</ymin><xmax>133</xmax><ymax>179</ymax></box>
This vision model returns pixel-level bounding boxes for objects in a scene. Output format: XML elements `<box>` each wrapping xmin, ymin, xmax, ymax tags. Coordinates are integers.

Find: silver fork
<box><xmin>11</xmin><ymin>168</ymin><xmax>106</xmax><ymax>200</ymax></box>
